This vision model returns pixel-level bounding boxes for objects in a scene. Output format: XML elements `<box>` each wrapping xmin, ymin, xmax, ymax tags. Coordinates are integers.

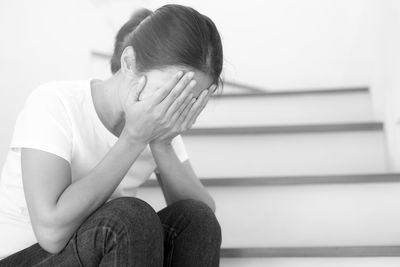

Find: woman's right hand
<box><xmin>121</xmin><ymin>71</ymin><xmax>196</xmax><ymax>145</ymax></box>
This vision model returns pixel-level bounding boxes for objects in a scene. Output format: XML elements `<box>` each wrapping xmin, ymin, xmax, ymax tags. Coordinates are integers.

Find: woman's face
<box><xmin>138</xmin><ymin>66</ymin><xmax>214</xmax><ymax>101</ymax></box>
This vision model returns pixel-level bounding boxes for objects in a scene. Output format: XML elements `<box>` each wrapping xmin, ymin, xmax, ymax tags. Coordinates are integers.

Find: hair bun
<box><xmin>130</xmin><ymin>8</ymin><xmax>152</xmax><ymax>20</ymax></box>
<box><xmin>110</xmin><ymin>8</ymin><xmax>153</xmax><ymax>73</ymax></box>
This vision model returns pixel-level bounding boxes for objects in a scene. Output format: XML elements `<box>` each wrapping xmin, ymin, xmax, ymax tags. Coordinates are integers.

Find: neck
<box><xmin>91</xmin><ymin>72</ymin><xmax>128</xmax><ymax>137</ymax></box>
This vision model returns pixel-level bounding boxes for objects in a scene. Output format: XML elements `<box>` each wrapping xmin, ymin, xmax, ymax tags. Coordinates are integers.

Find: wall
<box><xmin>0</xmin><ymin>0</ymin><xmax>96</xmax><ymax>163</ymax></box>
<box><xmin>366</xmin><ymin>0</ymin><xmax>400</xmax><ymax>171</ymax></box>
<box><xmin>93</xmin><ymin>0</ymin><xmax>375</xmax><ymax>89</ymax></box>
<box><xmin>0</xmin><ymin>0</ymin><xmax>398</xmax><ymax>165</ymax></box>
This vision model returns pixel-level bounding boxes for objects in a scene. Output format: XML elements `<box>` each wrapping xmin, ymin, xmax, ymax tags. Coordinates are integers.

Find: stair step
<box><xmin>188</xmin><ymin>122</ymin><xmax>382</xmax><ymax>135</ymax></box>
<box><xmin>145</xmin><ymin>173</ymin><xmax>400</xmax><ymax>187</ymax></box>
<box><xmin>220</xmin><ymin>246</ymin><xmax>400</xmax><ymax>266</ymax></box>
<box><xmin>220</xmin><ymin>246</ymin><xmax>400</xmax><ymax>257</ymax></box>
<box><xmin>195</xmin><ymin>88</ymin><xmax>373</xmax><ymax>127</ymax></box>
<box><xmin>137</xmin><ymin>182</ymin><xmax>400</xmax><ymax>247</ymax></box>
<box><xmin>220</xmin><ymin>257</ymin><xmax>400</xmax><ymax>267</ymax></box>
<box><xmin>179</xmin><ymin>123</ymin><xmax>388</xmax><ymax>177</ymax></box>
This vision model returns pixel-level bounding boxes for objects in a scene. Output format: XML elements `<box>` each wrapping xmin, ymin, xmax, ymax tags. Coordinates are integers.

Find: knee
<box><xmin>173</xmin><ymin>199</ymin><xmax>221</xmax><ymax>242</ymax></box>
<box><xmin>103</xmin><ymin>197</ymin><xmax>163</xmax><ymax>240</ymax></box>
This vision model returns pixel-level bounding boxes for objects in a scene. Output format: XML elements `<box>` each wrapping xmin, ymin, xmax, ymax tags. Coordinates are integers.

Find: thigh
<box><xmin>157</xmin><ymin>199</ymin><xmax>222</xmax><ymax>267</ymax></box>
<box><xmin>1</xmin><ymin>197</ymin><xmax>164</xmax><ymax>267</ymax></box>
<box><xmin>0</xmin><ymin>198</ymin><xmax>126</xmax><ymax>267</ymax></box>
<box><xmin>0</xmin><ymin>235</ymin><xmax>81</xmax><ymax>267</ymax></box>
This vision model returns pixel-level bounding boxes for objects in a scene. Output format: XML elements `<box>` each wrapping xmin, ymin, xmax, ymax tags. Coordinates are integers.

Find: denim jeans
<box><xmin>0</xmin><ymin>197</ymin><xmax>222</xmax><ymax>266</ymax></box>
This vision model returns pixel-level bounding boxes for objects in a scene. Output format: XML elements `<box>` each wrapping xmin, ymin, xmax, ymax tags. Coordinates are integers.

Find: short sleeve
<box><xmin>10</xmin><ymin>86</ymin><xmax>73</xmax><ymax>163</ymax></box>
<box><xmin>171</xmin><ymin>134</ymin><xmax>189</xmax><ymax>163</ymax></box>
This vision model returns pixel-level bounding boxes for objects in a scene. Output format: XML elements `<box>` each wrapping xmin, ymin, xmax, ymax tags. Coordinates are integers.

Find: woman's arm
<box><xmin>150</xmin><ymin>143</ymin><xmax>216</xmax><ymax>212</ymax></box>
<box><xmin>22</xmin><ymin>136</ymin><xmax>147</xmax><ymax>254</ymax></box>
<box><xmin>149</xmin><ymin>83</ymin><xmax>217</xmax><ymax>211</ymax></box>
<box><xmin>22</xmin><ymin>71</ymin><xmax>195</xmax><ymax>254</ymax></box>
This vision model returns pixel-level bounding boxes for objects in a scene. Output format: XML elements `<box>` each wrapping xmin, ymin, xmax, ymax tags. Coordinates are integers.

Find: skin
<box><xmin>92</xmin><ymin>65</ymin><xmax>214</xmax><ymax>141</ymax></box>
<box><xmin>91</xmin><ymin>47</ymin><xmax>217</xmax><ymax>208</ymax></box>
<box><xmin>92</xmin><ymin>47</ymin><xmax>216</xmax><ymax>211</ymax></box>
<box><xmin>21</xmin><ymin>45</ymin><xmax>218</xmax><ymax>254</ymax></box>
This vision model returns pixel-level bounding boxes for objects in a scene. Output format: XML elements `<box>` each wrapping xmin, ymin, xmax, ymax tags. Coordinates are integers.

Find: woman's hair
<box><xmin>110</xmin><ymin>4</ymin><xmax>223</xmax><ymax>87</ymax></box>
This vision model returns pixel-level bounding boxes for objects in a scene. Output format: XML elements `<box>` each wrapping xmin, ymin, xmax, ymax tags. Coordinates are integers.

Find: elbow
<box><xmin>39</xmin><ymin>241</ymin><xmax>63</xmax><ymax>255</ymax></box>
<box><xmin>209</xmin><ymin>197</ymin><xmax>217</xmax><ymax>213</ymax></box>
<box><xmin>201</xmin><ymin>193</ymin><xmax>216</xmax><ymax>213</ymax></box>
<box><xmin>35</xmin><ymin>220</ymin><xmax>68</xmax><ymax>254</ymax></box>
<box><xmin>36</xmin><ymin>227</ymin><xmax>67</xmax><ymax>254</ymax></box>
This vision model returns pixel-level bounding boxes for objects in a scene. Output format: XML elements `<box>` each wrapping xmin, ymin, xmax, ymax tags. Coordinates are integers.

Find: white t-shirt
<box><xmin>0</xmin><ymin>79</ymin><xmax>189</xmax><ymax>259</ymax></box>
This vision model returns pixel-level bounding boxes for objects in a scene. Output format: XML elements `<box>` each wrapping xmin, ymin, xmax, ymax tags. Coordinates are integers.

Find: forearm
<box><xmin>150</xmin><ymin>143</ymin><xmax>215</xmax><ymax>211</ymax></box>
<box><xmin>49</xmin><ymin>135</ymin><xmax>147</xmax><ymax>250</ymax></box>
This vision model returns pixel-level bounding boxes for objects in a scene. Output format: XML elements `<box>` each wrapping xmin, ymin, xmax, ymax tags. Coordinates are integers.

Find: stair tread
<box><xmin>187</xmin><ymin>122</ymin><xmax>383</xmax><ymax>135</ymax></box>
<box><xmin>219</xmin><ymin>246</ymin><xmax>400</xmax><ymax>258</ymax></box>
<box><xmin>212</xmin><ymin>86</ymin><xmax>369</xmax><ymax>98</ymax></box>
<box><xmin>144</xmin><ymin>173</ymin><xmax>400</xmax><ymax>187</ymax></box>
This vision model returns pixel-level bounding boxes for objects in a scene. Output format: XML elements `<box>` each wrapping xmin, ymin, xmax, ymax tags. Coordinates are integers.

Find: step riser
<box><xmin>220</xmin><ymin>258</ymin><xmax>400</xmax><ymax>267</ymax></box>
<box><xmin>180</xmin><ymin>131</ymin><xmax>388</xmax><ymax>177</ymax></box>
<box><xmin>137</xmin><ymin>183</ymin><xmax>400</xmax><ymax>247</ymax></box>
<box><xmin>195</xmin><ymin>93</ymin><xmax>373</xmax><ymax>127</ymax></box>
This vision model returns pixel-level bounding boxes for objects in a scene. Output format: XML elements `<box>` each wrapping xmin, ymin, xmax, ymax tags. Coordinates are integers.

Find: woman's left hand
<box><xmin>149</xmin><ymin>83</ymin><xmax>217</xmax><ymax>147</ymax></box>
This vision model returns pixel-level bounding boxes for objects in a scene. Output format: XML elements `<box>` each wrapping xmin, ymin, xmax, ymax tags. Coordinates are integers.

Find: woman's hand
<box><xmin>121</xmin><ymin>71</ymin><xmax>196</xmax><ymax>145</ymax></box>
<box><xmin>149</xmin><ymin>83</ymin><xmax>217</xmax><ymax>147</ymax></box>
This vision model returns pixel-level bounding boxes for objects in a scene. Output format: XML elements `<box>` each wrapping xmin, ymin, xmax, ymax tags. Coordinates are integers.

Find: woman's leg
<box><xmin>0</xmin><ymin>197</ymin><xmax>164</xmax><ymax>267</ymax></box>
<box><xmin>157</xmin><ymin>199</ymin><xmax>222</xmax><ymax>267</ymax></box>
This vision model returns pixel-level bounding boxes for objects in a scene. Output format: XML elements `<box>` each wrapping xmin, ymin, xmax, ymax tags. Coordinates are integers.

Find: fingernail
<box><xmin>189</xmin><ymin>80</ymin><xmax>197</xmax><ymax>87</ymax></box>
<box><xmin>211</xmin><ymin>85</ymin><xmax>217</xmax><ymax>93</ymax></box>
<box><xmin>187</xmin><ymin>72</ymin><xmax>194</xmax><ymax>79</ymax></box>
<box><xmin>176</xmin><ymin>71</ymin><xmax>183</xmax><ymax>78</ymax></box>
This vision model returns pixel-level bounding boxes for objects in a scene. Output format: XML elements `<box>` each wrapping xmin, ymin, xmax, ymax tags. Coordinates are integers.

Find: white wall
<box><xmin>0</xmin><ymin>0</ymin><xmax>96</xmax><ymax>163</ymax></box>
<box><xmin>0</xmin><ymin>0</ymin><xmax>399</xmax><ymax>165</ymax></box>
<box><xmin>366</xmin><ymin>0</ymin><xmax>400</xmax><ymax>171</ymax></box>
<box><xmin>83</xmin><ymin>0</ymin><xmax>400</xmax><ymax>123</ymax></box>
<box><xmin>93</xmin><ymin>0</ymin><xmax>376</xmax><ymax>90</ymax></box>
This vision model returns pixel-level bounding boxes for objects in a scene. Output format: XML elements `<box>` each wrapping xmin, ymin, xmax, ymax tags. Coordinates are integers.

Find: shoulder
<box><xmin>20</xmin><ymin>80</ymin><xmax>90</xmax><ymax>129</ymax></box>
<box><xmin>25</xmin><ymin>80</ymin><xmax>88</xmax><ymax>111</ymax></box>
<box><xmin>28</xmin><ymin>80</ymin><xmax>87</xmax><ymax>102</ymax></box>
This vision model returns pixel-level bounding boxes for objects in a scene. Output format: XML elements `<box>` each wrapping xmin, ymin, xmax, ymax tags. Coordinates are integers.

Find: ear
<box><xmin>120</xmin><ymin>46</ymin><xmax>137</xmax><ymax>76</ymax></box>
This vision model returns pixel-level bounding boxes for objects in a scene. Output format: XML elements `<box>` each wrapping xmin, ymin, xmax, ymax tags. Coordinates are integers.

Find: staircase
<box><xmin>136</xmin><ymin>87</ymin><xmax>400</xmax><ymax>266</ymax></box>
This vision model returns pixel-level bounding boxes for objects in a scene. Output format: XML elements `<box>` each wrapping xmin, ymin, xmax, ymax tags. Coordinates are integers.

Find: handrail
<box><xmin>90</xmin><ymin>50</ymin><xmax>369</xmax><ymax>95</ymax></box>
<box><xmin>91</xmin><ymin>50</ymin><xmax>264</xmax><ymax>93</ymax></box>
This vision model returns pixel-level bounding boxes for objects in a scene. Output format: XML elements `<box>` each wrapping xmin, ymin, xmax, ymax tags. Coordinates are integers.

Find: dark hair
<box><xmin>110</xmin><ymin>4</ymin><xmax>223</xmax><ymax>87</ymax></box>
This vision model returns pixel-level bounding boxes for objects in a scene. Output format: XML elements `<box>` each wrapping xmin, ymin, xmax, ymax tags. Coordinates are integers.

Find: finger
<box><xmin>175</xmin><ymin>97</ymin><xmax>196</xmax><ymax>127</ymax></box>
<box><xmin>150</xmin><ymin>71</ymin><xmax>184</xmax><ymax>105</ymax></box>
<box><xmin>159</xmin><ymin>71</ymin><xmax>194</xmax><ymax>113</ymax></box>
<box><xmin>182</xmin><ymin>89</ymin><xmax>210</xmax><ymax>128</ymax></box>
<box><xmin>125</xmin><ymin>76</ymin><xmax>146</xmax><ymax>107</ymax></box>
<box><xmin>164</xmin><ymin>79</ymin><xmax>196</xmax><ymax>122</ymax></box>
<box><xmin>169</xmin><ymin>92</ymin><xmax>194</xmax><ymax>124</ymax></box>
<box><xmin>190</xmin><ymin>85</ymin><xmax>217</xmax><ymax>122</ymax></box>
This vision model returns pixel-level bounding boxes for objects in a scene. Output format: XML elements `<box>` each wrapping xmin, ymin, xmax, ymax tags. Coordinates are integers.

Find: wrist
<box><xmin>119</xmin><ymin>130</ymin><xmax>148</xmax><ymax>148</ymax></box>
<box><xmin>149</xmin><ymin>141</ymin><xmax>173</xmax><ymax>151</ymax></box>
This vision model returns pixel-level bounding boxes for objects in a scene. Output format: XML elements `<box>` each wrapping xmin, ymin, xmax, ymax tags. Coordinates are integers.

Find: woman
<box><xmin>0</xmin><ymin>4</ymin><xmax>223</xmax><ymax>266</ymax></box>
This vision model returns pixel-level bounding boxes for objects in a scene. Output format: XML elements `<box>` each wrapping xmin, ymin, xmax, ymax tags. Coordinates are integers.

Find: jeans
<box><xmin>0</xmin><ymin>197</ymin><xmax>222</xmax><ymax>267</ymax></box>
